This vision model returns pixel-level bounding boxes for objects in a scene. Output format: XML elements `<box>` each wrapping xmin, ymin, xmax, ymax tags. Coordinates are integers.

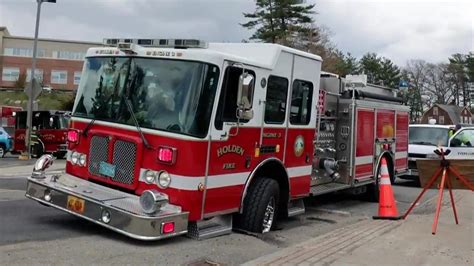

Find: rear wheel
<box><xmin>0</xmin><ymin>144</ymin><xmax>6</xmax><ymax>158</ymax></box>
<box><xmin>365</xmin><ymin>166</ymin><xmax>380</xmax><ymax>202</ymax></box>
<box><xmin>236</xmin><ymin>177</ymin><xmax>280</xmax><ymax>234</ymax></box>
<box><xmin>30</xmin><ymin>143</ymin><xmax>44</xmax><ymax>158</ymax></box>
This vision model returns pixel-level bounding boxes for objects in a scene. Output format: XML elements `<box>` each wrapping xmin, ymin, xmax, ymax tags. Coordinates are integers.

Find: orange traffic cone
<box><xmin>373</xmin><ymin>158</ymin><xmax>402</xmax><ymax>220</ymax></box>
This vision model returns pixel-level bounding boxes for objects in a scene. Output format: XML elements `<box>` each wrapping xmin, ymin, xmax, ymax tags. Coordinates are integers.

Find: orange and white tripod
<box><xmin>403</xmin><ymin>148</ymin><xmax>474</xmax><ymax>235</ymax></box>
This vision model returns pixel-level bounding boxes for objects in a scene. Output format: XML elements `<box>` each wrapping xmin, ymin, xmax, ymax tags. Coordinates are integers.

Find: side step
<box><xmin>287</xmin><ymin>199</ymin><xmax>305</xmax><ymax>217</ymax></box>
<box><xmin>187</xmin><ymin>214</ymin><xmax>232</xmax><ymax>240</ymax></box>
<box><xmin>310</xmin><ymin>183</ymin><xmax>351</xmax><ymax>196</ymax></box>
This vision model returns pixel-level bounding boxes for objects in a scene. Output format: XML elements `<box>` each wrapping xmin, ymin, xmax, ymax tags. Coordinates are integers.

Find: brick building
<box><xmin>421</xmin><ymin>103</ymin><xmax>473</xmax><ymax>125</ymax></box>
<box><xmin>0</xmin><ymin>26</ymin><xmax>100</xmax><ymax>90</ymax></box>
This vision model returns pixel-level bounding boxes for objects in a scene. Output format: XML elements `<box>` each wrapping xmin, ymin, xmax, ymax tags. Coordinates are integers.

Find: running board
<box><xmin>287</xmin><ymin>199</ymin><xmax>305</xmax><ymax>217</ymax></box>
<box><xmin>310</xmin><ymin>183</ymin><xmax>351</xmax><ymax>196</ymax></box>
<box><xmin>187</xmin><ymin>214</ymin><xmax>232</xmax><ymax>240</ymax></box>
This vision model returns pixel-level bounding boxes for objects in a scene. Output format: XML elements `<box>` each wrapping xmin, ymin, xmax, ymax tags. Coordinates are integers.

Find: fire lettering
<box><xmin>217</xmin><ymin>145</ymin><xmax>245</xmax><ymax>157</ymax></box>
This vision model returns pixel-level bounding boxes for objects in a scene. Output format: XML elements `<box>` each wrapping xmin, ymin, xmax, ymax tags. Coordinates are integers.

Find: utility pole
<box><xmin>23</xmin><ymin>0</ymin><xmax>56</xmax><ymax>160</ymax></box>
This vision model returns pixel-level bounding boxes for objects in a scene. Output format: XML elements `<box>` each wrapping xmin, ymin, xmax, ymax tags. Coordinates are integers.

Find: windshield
<box><xmin>73</xmin><ymin>57</ymin><xmax>220</xmax><ymax>138</ymax></box>
<box><xmin>409</xmin><ymin>127</ymin><xmax>449</xmax><ymax>146</ymax></box>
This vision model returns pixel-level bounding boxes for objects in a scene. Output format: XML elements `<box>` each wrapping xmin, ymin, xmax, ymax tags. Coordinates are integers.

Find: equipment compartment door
<box><xmin>354</xmin><ymin>108</ymin><xmax>375</xmax><ymax>180</ymax></box>
<box><xmin>395</xmin><ymin>112</ymin><xmax>409</xmax><ymax>171</ymax></box>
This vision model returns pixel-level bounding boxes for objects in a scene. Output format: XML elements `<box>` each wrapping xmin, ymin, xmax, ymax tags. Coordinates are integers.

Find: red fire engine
<box><xmin>1</xmin><ymin>105</ymin><xmax>22</xmax><ymax>134</ymax></box>
<box><xmin>14</xmin><ymin>110</ymin><xmax>70</xmax><ymax>158</ymax></box>
<box><xmin>26</xmin><ymin>39</ymin><xmax>409</xmax><ymax>240</ymax></box>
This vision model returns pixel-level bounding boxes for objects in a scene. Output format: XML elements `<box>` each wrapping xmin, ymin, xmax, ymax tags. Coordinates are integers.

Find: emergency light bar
<box><xmin>103</xmin><ymin>38</ymin><xmax>208</xmax><ymax>49</ymax></box>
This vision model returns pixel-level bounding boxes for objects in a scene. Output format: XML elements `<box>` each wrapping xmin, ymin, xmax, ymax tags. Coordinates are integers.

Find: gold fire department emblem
<box><xmin>294</xmin><ymin>135</ymin><xmax>305</xmax><ymax>157</ymax></box>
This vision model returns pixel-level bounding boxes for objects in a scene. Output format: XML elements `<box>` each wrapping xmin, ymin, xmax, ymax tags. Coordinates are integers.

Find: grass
<box><xmin>0</xmin><ymin>91</ymin><xmax>75</xmax><ymax>111</ymax></box>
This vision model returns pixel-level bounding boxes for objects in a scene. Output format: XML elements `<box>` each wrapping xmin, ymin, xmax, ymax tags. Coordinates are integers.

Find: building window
<box><xmin>26</xmin><ymin>69</ymin><xmax>43</xmax><ymax>82</ymax></box>
<box><xmin>265</xmin><ymin>75</ymin><xmax>289</xmax><ymax>124</ymax></box>
<box><xmin>439</xmin><ymin>115</ymin><xmax>444</xmax><ymax>124</ymax></box>
<box><xmin>433</xmin><ymin>106</ymin><xmax>438</xmax><ymax>116</ymax></box>
<box><xmin>290</xmin><ymin>80</ymin><xmax>313</xmax><ymax>125</ymax></box>
<box><xmin>52</xmin><ymin>51</ymin><xmax>85</xmax><ymax>60</ymax></box>
<box><xmin>2</xmin><ymin>67</ymin><xmax>20</xmax><ymax>82</ymax></box>
<box><xmin>74</xmin><ymin>71</ymin><xmax>81</xmax><ymax>85</ymax></box>
<box><xmin>4</xmin><ymin>47</ymin><xmax>46</xmax><ymax>57</ymax></box>
<box><xmin>51</xmin><ymin>70</ymin><xmax>68</xmax><ymax>84</ymax></box>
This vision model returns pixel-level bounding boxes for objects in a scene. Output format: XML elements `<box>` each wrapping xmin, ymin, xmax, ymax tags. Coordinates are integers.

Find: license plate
<box><xmin>99</xmin><ymin>161</ymin><xmax>116</xmax><ymax>178</ymax></box>
<box><xmin>67</xmin><ymin>195</ymin><xmax>85</xmax><ymax>214</ymax></box>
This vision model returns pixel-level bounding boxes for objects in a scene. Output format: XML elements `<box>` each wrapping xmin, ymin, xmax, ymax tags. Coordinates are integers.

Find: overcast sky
<box><xmin>0</xmin><ymin>0</ymin><xmax>472</xmax><ymax>65</ymax></box>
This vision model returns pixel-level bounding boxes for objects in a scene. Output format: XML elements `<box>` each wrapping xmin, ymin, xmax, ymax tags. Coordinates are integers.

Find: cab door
<box><xmin>447</xmin><ymin>128</ymin><xmax>474</xmax><ymax>159</ymax></box>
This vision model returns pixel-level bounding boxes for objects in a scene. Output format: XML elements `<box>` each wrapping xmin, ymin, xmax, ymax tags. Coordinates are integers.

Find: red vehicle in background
<box><xmin>1</xmin><ymin>105</ymin><xmax>23</xmax><ymax>135</ymax></box>
<box><xmin>13</xmin><ymin>110</ymin><xmax>70</xmax><ymax>158</ymax></box>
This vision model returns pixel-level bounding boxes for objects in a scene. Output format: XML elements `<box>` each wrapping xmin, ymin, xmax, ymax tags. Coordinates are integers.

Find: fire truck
<box><xmin>25</xmin><ymin>39</ymin><xmax>409</xmax><ymax>241</ymax></box>
<box><xmin>13</xmin><ymin>110</ymin><xmax>70</xmax><ymax>158</ymax></box>
<box><xmin>1</xmin><ymin>105</ymin><xmax>22</xmax><ymax>134</ymax></box>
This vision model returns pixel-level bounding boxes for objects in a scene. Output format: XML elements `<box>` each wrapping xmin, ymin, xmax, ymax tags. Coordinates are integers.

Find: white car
<box><xmin>403</xmin><ymin>124</ymin><xmax>474</xmax><ymax>179</ymax></box>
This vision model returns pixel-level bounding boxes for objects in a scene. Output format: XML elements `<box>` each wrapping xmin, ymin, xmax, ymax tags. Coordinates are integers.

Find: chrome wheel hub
<box><xmin>262</xmin><ymin>197</ymin><xmax>275</xmax><ymax>233</ymax></box>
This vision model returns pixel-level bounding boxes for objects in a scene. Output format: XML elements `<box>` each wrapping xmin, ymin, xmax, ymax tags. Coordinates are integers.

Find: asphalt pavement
<box><xmin>0</xmin><ymin>159</ymin><xmax>439</xmax><ymax>265</ymax></box>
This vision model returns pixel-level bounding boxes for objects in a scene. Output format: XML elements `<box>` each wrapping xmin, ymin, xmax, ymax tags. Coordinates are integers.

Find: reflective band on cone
<box><xmin>373</xmin><ymin>157</ymin><xmax>402</xmax><ymax>220</ymax></box>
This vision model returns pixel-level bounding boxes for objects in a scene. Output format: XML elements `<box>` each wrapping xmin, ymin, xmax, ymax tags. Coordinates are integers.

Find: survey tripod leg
<box><xmin>432</xmin><ymin>168</ymin><xmax>447</xmax><ymax>235</ymax></box>
<box><xmin>445</xmin><ymin>170</ymin><xmax>459</xmax><ymax>225</ymax></box>
<box><xmin>403</xmin><ymin>167</ymin><xmax>442</xmax><ymax>219</ymax></box>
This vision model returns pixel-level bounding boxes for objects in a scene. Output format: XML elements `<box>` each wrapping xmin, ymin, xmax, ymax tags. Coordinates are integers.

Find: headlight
<box><xmin>79</xmin><ymin>154</ymin><xmax>87</xmax><ymax>166</ymax></box>
<box><xmin>145</xmin><ymin>170</ymin><xmax>158</xmax><ymax>184</ymax></box>
<box><xmin>71</xmin><ymin>151</ymin><xmax>80</xmax><ymax>165</ymax></box>
<box><xmin>426</xmin><ymin>153</ymin><xmax>439</xmax><ymax>159</ymax></box>
<box><xmin>139</xmin><ymin>190</ymin><xmax>169</xmax><ymax>214</ymax></box>
<box><xmin>157</xmin><ymin>171</ymin><xmax>171</xmax><ymax>189</ymax></box>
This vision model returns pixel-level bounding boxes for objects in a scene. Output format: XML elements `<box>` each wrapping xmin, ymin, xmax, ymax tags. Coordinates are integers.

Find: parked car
<box><xmin>0</xmin><ymin>126</ymin><xmax>13</xmax><ymax>157</ymax></box>
<box><xmin>401</xmin><ymin>124</ymin><xmax>474</xmax><ymax>181</ymax></box>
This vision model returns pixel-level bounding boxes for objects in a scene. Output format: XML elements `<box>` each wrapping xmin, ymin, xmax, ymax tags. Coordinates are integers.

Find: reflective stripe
<box><xmin>355</xmin><ymin>156</ymin><xmax>373</xmax><ymax>165</ymax></box>
<box><xmin>287</xmin><ymin>165</ymin><xmax>312</xmax><ymax>177</ymax></box>
<box><xmin>379</xmin><ymin>176</ymin><xmax>391</xmax><ymax>185</ymax></box>
<box><xmin>395</xmin><ymin>151</ymin><xmax>408</xmax><ymax>159</ymax></box>
<box><xmin>139</xmin><ymin>166</ymin><xmax>311</xmax><ymax>191</ymax></box>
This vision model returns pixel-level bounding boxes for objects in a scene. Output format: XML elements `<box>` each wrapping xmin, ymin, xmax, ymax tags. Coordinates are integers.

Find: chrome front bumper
<box><xmin>25</xmin><ymin>173</ymin><xmax>189</xmax><ymax>241</ymax></box>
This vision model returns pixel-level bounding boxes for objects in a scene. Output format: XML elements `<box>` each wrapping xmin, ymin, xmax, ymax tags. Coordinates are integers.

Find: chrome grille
<box><xmin>89</xmin><ymin>136</ymin><xmax>109</xmax><ymax>176</ymax></box>
<box><xmin>112</xmin><ymin>140</ymin><xmax>137</xmax><ymax>184</ymax></box>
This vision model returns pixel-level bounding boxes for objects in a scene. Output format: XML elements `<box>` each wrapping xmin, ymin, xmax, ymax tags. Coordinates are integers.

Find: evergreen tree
<box><xmin>242</xmin><ymin>0</ymin><xmax>316</xmax><ymax>44</ymax></box>
<box><xmin>358</xmin><ymin>53</ymin><xmax>400</xmax><ymax>87</ymax></box>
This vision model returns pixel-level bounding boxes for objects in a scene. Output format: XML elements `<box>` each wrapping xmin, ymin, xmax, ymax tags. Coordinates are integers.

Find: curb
<box><xmin>244</xmin><ymin>219</ymin><xmax>401</xmax><ymax>265</ymax></box>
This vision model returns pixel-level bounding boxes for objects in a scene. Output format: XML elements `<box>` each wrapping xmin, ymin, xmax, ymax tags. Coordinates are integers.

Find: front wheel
<box><xmin>236</xmin><ymin>177</ymin><xmax>280</xmax><ymax>234</ymax></box>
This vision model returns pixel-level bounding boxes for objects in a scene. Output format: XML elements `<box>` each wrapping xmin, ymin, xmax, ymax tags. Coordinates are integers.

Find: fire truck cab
<box><xmin>25</xmin><ymin>39</ymin><xmax>409</xmax><ymax>240</ymax></box>
<box><xmin>14</xmin><ymin>110</ymin><xmax>70</xmax><ymax>158</ymax></box>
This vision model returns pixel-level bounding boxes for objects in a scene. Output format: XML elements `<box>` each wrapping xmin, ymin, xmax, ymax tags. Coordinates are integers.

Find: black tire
<box><xmin>365</xmin><ymin>167</ymin><xmax>380</xmax><ymax>202</ymax></box>
<box><xmin>55</xmin><ymin>151</ymin><xmax>67</xmax><ymax>159</ymax></box>
<box><xmin>365</xmin><ymin>159</ymin><xmax>395</xmax><ymax>202</ymax></box>
<box><xmin>31</xmin><ymin>143</ymin><xmax>44</xmax><ymax>158</ymax></box>
<box><xmin>0</xmin><ymin>144</ymin><xmax>6</xmax><ymax>158</ymax></box>
<box><xmin>237</xmin><ymin>177</ymin><xmax>280</xmax><ymax>234</ymax></box>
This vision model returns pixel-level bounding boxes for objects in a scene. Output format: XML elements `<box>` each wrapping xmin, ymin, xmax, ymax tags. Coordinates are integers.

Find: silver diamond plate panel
<box><xmin>112</xmin><ymin>140</ymin><xmax>136</xmax><ymax>184</ymax></box>
<box><xmin>89</xmin><ymin>136</ymin><xmax>109</xmax><ymax>176</ymax></box>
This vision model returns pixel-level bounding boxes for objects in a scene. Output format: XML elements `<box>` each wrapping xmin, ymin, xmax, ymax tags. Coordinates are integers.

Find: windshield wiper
<box><xmin>82</xmin><ymin>119</ymin><xmax>96</xmax><ymax>137</ymax></box>
<box><xmin>410</xmin><ymin>141</ymin><xmax>435</xmax><ymax>146</ymax></box>
<box><xmin>124</xmin><ymin>99</ymin><xmax>152</xmax><ymax>149</ymax></box>
<box><xmin>121</xmin><ymin>63</ymin><xmax>152</xmax><ymax>150</ymax></box>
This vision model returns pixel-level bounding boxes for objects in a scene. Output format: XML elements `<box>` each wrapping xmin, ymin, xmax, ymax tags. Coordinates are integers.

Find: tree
<box><xmin>242</xmin><ymin>0</ymin><xmax>316</xmax><ymax>44</ymax></box>
<box><xmin>424</xmin><ymin>63</ymin><xmax>455</xmax><ymax>105</ymax></box>
<box><xmin>402</xmin><ymin>60</ymin><xmax>429</xmax><ymax>122</ymax></box>
<box><xmin>358</xmin><ymin>53</ymin><xmax>400</xmax><ymax>87</ymax></box>
<box><xmin>15</xmin><ymin>72</ymin><xmax>27</xmax><ymax>89</ymax></box>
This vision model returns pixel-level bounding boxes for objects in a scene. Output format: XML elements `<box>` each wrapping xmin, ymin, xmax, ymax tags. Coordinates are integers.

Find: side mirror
<box><xmin>49</xmin><ymin>117</ymin><xmax>54</xmax><ymax>127</ymax></box>
<box><xmin>236</xmin><ymin>72</ymin><xmax>254</xmax><ymax>120</ymax></box>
